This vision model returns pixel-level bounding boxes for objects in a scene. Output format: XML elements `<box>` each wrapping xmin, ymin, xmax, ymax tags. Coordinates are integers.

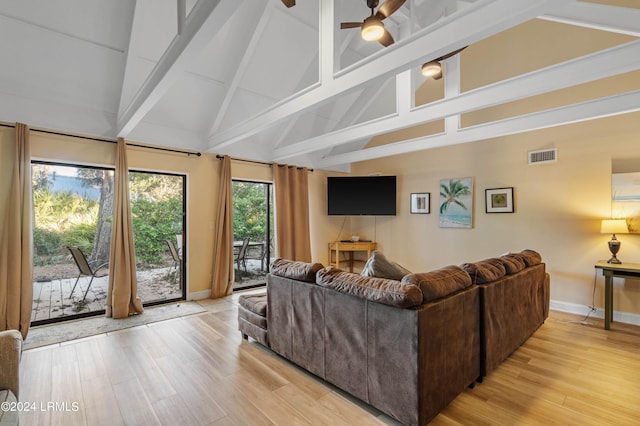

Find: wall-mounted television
<box><xmin>327</xmin><ymin>176</ymin><xmax>396</xmax><ymax>216</ymax></box>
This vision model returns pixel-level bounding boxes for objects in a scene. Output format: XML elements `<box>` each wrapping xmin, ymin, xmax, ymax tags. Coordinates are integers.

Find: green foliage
<box><xmin>33</xmin><ymin>227</ymin><xmax>62</xmax><ymax>256</ymax></box>
<box><xmin>32</xmin><ymin>187</ymin><xmax>99</xmax><ymax>259</ymax></box>
<box><xmin>62</xmin><ymin>223</ymin><xmax>95</xmax><ymax>253</ymax></box>
<box><xmin>32</xmin><ymin>168</ymin><xmax>184</xmax><ymax>269</ymax></box>
<box><xmin>232</xmin><ymin>181</ymin><xmax>269</xmax><ymax>242</ymax></box>
<box><xmin>130</xmin><ymin>172</ymin><xmax>183</xmax><ymax>266</ymax></box>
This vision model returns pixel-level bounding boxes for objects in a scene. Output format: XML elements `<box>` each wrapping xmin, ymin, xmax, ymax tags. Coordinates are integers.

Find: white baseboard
<box><xmin>188</xmin><ymin>289</ymin><xmax>211</xmax><ymax>301</ymax></box>
<box><xmin>550</xmin><ymin>299</ymin><xmax>640</xmax><ymax>326</ymax></box>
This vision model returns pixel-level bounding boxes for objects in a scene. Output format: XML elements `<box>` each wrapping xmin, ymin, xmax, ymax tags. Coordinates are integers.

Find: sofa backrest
<box><xmin>402</xmin><ymin>265</ymin><xmax>473</xmax><ymax>302</ymax></box>
<box><xmin>316</xmin><ymin>266</ymin><xmax>423</xmax><ymax>308</ymax></box>
<box><xmin>270</xmin><ymin>257</ymin><xmax>323</xmax><ymax>282</ymax></box>
<box><xmin>266</xmin><ymin>271</ymin><xmax>480</xmax><ymax>426</ymax></box>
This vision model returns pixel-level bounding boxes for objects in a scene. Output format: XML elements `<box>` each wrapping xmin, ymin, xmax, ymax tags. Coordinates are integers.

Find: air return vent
<box><xmin>528</xmin><ymin>148</ymin><xmax>557</xmax><ymax>165</ymax></box>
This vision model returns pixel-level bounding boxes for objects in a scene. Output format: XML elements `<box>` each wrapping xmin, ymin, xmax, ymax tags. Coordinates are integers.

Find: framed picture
<box><xmin>439</xmin><ymin>177</ymin><xmax>474</xmax><ymax>228</ymax></box>
<box><xmin>485</xmin><ymin>187</ymin><xmax>514</xmax><ymax>213</ymax></box>
<box><xmin>410</xmin><ymin>193</ymin><xmax>430</xmax><ymax>214</ymax></box>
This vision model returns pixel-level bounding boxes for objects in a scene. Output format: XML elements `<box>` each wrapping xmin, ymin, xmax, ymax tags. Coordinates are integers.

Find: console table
<box><xmin>328</xmin><ymin>241</ymin><xmax>376</xmax><ymax>272</ymax></box>
<box><xmin>594</xmin><ymin>261</ymin><xmax>640</xmax><ymax>330</ymax></box>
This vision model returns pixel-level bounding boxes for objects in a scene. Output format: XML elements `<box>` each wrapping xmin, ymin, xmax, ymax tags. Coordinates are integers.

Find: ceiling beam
<box><xmin>317</xmin><ymin>90</ymin><xmax>640</xmax><ymax>167</ymax></box>
<box><xmin>540</xmin><ymin>1</ymin><xmax>640</xmax><ymax>37</ymax></box>
<box><xmin>272</xmin><ymin>39</ymin><xmax>640</xmax><ymax>161</ymax></box>
<box><xmin>207</xmin><ymin>0</ymin><xmax>570</xmax><ymax>150</ymax></box>
<box><xmin>117</xmin><ymin>0</ymin><xmax>243</xmax><ymax>138</ymax></box>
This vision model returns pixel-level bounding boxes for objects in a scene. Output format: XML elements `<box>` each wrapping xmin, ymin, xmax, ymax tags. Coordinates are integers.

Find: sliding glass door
<box><xmin>31</xmin><ymin>162</ymin><xmax>186</xmax><ymax>325</ymax></box>
<box><xmin>31</xmin><ymin>163</ymin><xmax>114</xmax><ymax>325</ymax></box>
<box><xmin>232</xmin><ymin>180</ymin><xmax>273</xmax><ymax>290</ymax></box>
<box><xmin>129</xmin><ymin>171</ymin><xmax>186</xmax><ymax>305</ymax></box>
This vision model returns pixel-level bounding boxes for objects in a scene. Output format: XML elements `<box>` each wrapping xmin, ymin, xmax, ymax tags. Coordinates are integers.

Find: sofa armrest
<box><xmin>0</xmin><ymin>330</ymin><xmax>22</xmax><ymax>398</ymax></box>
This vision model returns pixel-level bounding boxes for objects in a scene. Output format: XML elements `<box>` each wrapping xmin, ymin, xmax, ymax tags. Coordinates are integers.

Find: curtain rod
<box><xmin>1</xmin><ymin>123</ymin><xmax>201</xmax><ymax>156</ymax></box>
<box><xmin>216</xmin><ymin>154</ymin><xmax>313</xmax><ymax>172</ymax></box>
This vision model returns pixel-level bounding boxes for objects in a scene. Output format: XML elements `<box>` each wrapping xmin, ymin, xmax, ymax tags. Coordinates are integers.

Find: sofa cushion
<box><xmin>402</xmin><ymin>265</ymin><xmax>472</xmax><ymax>302</ymax></box>
<box><xmin>500</xmin><ymin>254</ymin><xmax>526</xmax><ymax>274</ymax></box>
<box><xmin>461</xmin><ymin>258</ymin><xmax>506</xmax><ymax>284</ymax></box>
<box><xmin>238</xmin><ymin>292</ymin><xmax>267</xmax><ymax>317</ymax></box>
<box><xmin>518</xmin><ymin>249</ymin><xmax>542</xmax><ymax>266</ymax></box>
<box><xmin>316</xmin><ymin>267</ymin><xmax>423</xmax><ymax>308</ymax></box>
<box><xmin>360</xmin><ymin>251</ymin><xmax>411</xmax><ymax>280</ymax></box>
<box><xmin>270</xmin><ymin>258</ymin><xmax>324</xmax><ymax>283</ymax></box>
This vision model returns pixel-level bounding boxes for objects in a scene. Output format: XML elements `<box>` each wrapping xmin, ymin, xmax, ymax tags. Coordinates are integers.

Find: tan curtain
<box><xmin>211</xmin><ymin>155</ymin><xmax>234</xmax><ymax>298</ymax></box>
<box><xmin>106</xmin><ymin>138</ymin><xmax>144</xmax><ymax>318</ymax></box>
<box><xmin>274</xmin><ymin>164</ymin><xmax>311</xmax><ymax>262</ymax></box>
<box><xmin>0</xmin><ymin>123</ymin><xmax>33</xmax><ymax>339</ymax></box>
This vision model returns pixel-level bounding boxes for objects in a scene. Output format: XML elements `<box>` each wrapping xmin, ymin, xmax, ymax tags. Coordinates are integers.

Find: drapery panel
<box><xmin>106</xmin><ymin>138</ymin><xmax>144</xmax><ymax>318</ymax></box>
<box><xmin>273</xmin><ymin>164</ymin><xmax>311</xmax><ymax>262</ymax></box>
<box><xmin>211</xmin><ymin>155</ymin><xmax>234</xmax><ymax>298</ymax></box>
<box><xmin>0</xmin><ymin>123</ymin><xmax>33</xmax><ymax>338</ymax></box>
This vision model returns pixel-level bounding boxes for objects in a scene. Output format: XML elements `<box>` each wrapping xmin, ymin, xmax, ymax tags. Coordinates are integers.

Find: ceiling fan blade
<box><xmin>340</xmin><ymin>22</ymin><xmax>363</xmax><ymax>29</ymax></box>
<box><xmin>376</xmin><ymin>0</ymin><xmax>406</xmax><ymax>20</ymax></box>
<box><xmin>436</xmin><ymin>46</ymin><xmax>468</xmax><ymax>62</ymax></box>
<box><xmin>378</xmin><ymin>28</ymin><xmax>394</xmax><ymax>47</ymax></box>
<box><xmin>281</xmin><ymin>0</ymin><xmax>295</xmax><ymax>7</ymax></box>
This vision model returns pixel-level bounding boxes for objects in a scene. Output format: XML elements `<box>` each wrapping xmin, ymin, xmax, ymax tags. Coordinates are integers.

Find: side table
<box><xmin>594</xmin><ymin>261</ymin><xmax>640</xmax><ymax>330</ymax></box>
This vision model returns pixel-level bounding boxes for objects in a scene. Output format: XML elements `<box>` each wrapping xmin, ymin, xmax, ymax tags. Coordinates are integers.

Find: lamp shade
<box><xmin>601</xmin><ymin>219</ymin><xmax>628</xmax><ymax>234</ymax></box>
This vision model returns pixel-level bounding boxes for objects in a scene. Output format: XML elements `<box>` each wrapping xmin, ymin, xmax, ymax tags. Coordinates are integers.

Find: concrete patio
<box><xmin>31</xmin><ymin>266</ymin><xmax>182</xmax><ymax>323</ymax></box>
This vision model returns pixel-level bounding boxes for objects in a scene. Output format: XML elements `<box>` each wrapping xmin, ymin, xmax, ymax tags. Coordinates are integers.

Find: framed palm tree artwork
<box><xmin>439</xmin><ymin>177</ymin><xmax>473</xmax><ymax>228</ymax></box>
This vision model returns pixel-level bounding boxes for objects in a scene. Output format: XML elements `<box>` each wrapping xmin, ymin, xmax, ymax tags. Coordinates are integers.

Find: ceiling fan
<box><xmin>421</xmin><ymin>47</ymin><xmax>468</xmax><ymax>80</ymax></box>
<box><xmin>281</xmin><ymin>0</ymin><xmax>295</xmax><ymax>7</ymax></box>
<box><xmin>340</xmin><ymin>0</ymin><xmax>406</xmax><ymax>47</ymax></box>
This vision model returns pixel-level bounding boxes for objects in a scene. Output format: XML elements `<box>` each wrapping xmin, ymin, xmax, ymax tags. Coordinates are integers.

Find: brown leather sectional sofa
<box><xmin>249</xmin><ymin>250</ymin><xmax>548</xmax><ymax>425</ymax></box>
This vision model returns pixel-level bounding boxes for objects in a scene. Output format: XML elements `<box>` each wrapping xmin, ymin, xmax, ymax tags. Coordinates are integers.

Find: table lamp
<box><xmin>600</xmin><ymin>219</ymin><xmax>629</xmax><ymax>264</ymax></box>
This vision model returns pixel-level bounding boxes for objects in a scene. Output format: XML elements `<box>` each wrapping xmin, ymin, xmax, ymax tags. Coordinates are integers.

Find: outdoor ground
<box><xmin>32</xmin><ymin>261</ymin><xmax>182</xmax><ymax>323</ymax></box>
<box><xmin>32</xmin><ymin>258</ymin><xmax>267</xmax><ymax>323</ymax></box>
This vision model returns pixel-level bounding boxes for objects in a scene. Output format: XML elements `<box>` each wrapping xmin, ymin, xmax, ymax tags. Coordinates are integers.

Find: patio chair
<box><xmin>234</xmin><ymin>237</ymin><xmax>250</xmax><ymax>273</ymax></box>
<box><xmin>67</xmin><ymin>246</ymin><xmax>109</xmax><ymax>302</ymax></box>
<box><xmin>245</xmin><ymin>240</ymin><xmax>268</xmax><ymax>271</ymax></box>
<box><xmin>166</xmin><ymin>239</ymin><xmax>181</xmax><ymax>271</ymax></box>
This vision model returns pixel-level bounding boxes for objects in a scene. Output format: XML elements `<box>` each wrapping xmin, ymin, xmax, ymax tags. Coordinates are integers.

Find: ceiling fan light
<box><xmin>361</xmin><ymin>17</ymin><xmax>384</xmax><ymax>41</ymax></box>
<box><xmin>421</xmin><ymin>61</ymin><xmax>442</xmax><ymax>78</ymax></box>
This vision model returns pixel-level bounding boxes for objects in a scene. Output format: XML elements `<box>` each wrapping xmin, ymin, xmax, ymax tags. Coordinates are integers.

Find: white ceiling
<box><xmin>1</xmin><ymin>0</ymin><xmax>639</xmax><ymax>171</ymax></box>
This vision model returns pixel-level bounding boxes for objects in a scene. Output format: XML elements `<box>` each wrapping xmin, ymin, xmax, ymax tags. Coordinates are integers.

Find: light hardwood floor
<box><xmin>19</xmin><ymin>293</ymin><xmax>640</xmax><ymax>425</ymax></box>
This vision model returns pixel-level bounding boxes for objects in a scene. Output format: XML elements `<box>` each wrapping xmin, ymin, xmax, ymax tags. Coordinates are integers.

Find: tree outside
<box><xmin>31</xmin><ymin>164</ymin><xmax>185</xmax><ymax>321</ymax></box>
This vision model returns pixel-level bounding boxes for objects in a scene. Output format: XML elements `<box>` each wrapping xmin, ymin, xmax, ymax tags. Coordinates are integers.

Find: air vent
<box><xmin>528</xmin><ymin>148</ymin><xmax>557</xmax><ymax>165</ymax></box>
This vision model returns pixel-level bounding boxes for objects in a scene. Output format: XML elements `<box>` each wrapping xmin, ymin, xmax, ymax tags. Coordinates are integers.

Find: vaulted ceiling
<box><xmin>1</xmin><ymin>0</ymin><xmax>639</xmax><ymax>171</ymax></box>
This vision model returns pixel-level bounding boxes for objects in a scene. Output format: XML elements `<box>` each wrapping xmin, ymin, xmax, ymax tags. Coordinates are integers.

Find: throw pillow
<box><xmin>360</xmin><ymin>250</ymin><xmax>411</xmax><ymax>280</ymax></box>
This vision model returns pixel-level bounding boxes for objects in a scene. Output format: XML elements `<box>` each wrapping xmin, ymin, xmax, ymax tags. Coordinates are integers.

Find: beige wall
<box><xmin>351</xmin><ymin>111</ymin><xmax>640</xmax><ymax>316</ymax></box>
<box><xmin>349</xmin><ymin>10</ymin><xmax>640</xmax><ymax>320</ymax></box>
<box><xmin>1</xmin><ymin>130</ymin><xmax>338</xmax><ymax>299</ymax></box>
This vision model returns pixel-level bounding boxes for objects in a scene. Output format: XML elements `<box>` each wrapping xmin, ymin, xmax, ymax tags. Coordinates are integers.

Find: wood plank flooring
<box><xmin>18</xmin><ymin>294</ymin><xmax>640</xmax><ymax>425</ymax></box>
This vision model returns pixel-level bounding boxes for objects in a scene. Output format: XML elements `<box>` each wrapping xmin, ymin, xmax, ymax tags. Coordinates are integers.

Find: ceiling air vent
<box><xmin>528</xmin><ymin>148</ymin><xmax>557</xmax><ymax>165</ymax></box>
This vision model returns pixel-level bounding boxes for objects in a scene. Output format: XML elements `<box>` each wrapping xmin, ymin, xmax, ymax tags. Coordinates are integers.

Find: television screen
<box><xmin>327</xmin><ymin>176</ymin><xmax>396</xmax><ymax>216</ymax></box>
